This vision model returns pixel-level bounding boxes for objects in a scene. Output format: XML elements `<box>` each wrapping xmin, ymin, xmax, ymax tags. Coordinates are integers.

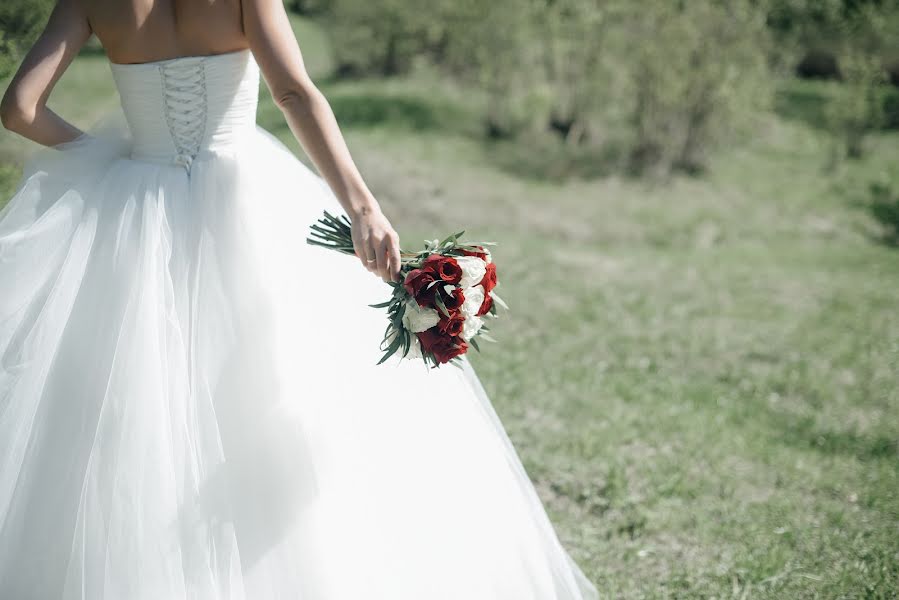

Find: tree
<box><xmin>439</xmin><ymin>0</ymin><xmax>540</xmax><ymax>138</ymax></box>
<box><xmin>534</xmin><ymin>0</ymin><xmax>617</xmax><ymax>144</ymax></box>
<box><xmin>827</xmin><ymin>5</ymin><xmax>897</xmax><ymax>158</ymax></box>
<box><xmin>327</xmin><ymin>0</ymin><xmax>448</xmax><ymax>77</ymax></box>
<box><xmin>623</xmin><ymin>0</ymin><xmax>772</xmax><ymax>174</ymax></box>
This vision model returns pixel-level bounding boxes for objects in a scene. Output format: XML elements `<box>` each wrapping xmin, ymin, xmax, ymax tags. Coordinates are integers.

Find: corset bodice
<box><xmin>110</xmin><ymin>49</ymin><xmax>259</xmax><ymax>169</ymax></box>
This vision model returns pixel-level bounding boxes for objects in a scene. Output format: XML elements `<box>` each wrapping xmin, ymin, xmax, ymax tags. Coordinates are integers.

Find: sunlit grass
<box><xmin>346</xmin><ymin>121</ymin><xmax>899</xmax><ymax>598</ymax></box>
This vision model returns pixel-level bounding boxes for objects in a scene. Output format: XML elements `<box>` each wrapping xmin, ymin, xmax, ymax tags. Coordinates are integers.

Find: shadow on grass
<box><xmin>326</xmin><ymin>93</ymin><xmax>444</xmax><ymax>131</ymax></box>
<box><xmin>540</xmin><ymin>465</ymin><xmax>649</xmax><ymax>540</ymax></box>
<box><xmin>255</xmin><ymin>86</ymin><xmax>454</xmax><ymax>149</ymax></box>
<box><xmin>773</xmin><ymin>83</ymin><xmax>832</xmax><ymax>132</ymax></box>
<box><xmin>484</xmin><ymin>135</ymin><xmax>627</xmax><ymax>182</ymax></box>
<box><xmin>775</xmin><ymin>79</ymin><xmax>899</xmax><ymax>132</ymax></box>
<box><xmin>866</xmin><ymin>181</ymin><xmax>899</xmax><ymax>247</ymax></box>
<box><xmin>770</xmin><ymin>411</ymin><xmax>898</xmax><ymax>463</ymax></box>
<box><xmin>707</xmin><ymin>371</ymin><xmax>897</xmax><ymax>463</ymax></box>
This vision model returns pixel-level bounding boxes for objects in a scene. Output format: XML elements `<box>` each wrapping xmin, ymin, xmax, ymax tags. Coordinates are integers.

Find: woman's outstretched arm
<box><xmin>242</xmin><ymin>0</ymin><xmax>401</xmax><ymax>282</ymax></box>
<box><xmin>0</xmin><ymin>0</ymin><xmax>91</xmax><ymax>147</ymax></box>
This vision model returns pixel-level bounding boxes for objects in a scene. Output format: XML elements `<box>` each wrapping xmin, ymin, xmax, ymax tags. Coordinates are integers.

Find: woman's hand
<box><xmin>350</xmin><ymin>204</ymin><xmax>402</xmax><ymax>283</ymax></box>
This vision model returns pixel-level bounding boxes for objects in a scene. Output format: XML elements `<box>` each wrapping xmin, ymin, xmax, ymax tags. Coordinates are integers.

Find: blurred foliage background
<box><xmin>2</xmin><ymin>0</ymin><xmax>898</xmax><ymax>174</ymax></box>
<box><xmin>316</xmin><ymin>0</ymin><xmax>899</xmax><ymax>175</ymax></box>
<box><xmin>2</xmin><ymin>0</ymin><xmax>899</xmax><ymax>597</ymax></box>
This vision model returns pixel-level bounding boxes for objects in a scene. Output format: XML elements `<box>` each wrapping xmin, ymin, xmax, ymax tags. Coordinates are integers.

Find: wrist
<box><xmin>345</xmin><ymin>190</ymin><xmax>379</xmax><ymax>219</ymax></box>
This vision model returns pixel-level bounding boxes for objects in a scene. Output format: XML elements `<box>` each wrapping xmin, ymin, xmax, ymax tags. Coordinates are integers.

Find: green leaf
<box><xmin>433</xmin><ymin>292</ymin><xmax>451</xmax><ymax>318</ymax></box>
<box><xmin>376</xmin><ymin>330</ymin><xmax>404</xmax><ymax>365</ymax></box>
<box><xmin>491</xmin><ymin>292</ymin><xmax>509</xmax><ymax>310</ymax></box>
<box><xmin>400</xmin><ymin>329</ymin><xmax>411</xmax><ymax>357</ymax></box>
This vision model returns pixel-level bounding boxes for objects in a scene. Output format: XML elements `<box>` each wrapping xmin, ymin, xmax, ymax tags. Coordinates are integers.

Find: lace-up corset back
<box><xmin>110</xmin><ymin>50</ymin><xmax>259</xmax><ymax>168</ymax></box>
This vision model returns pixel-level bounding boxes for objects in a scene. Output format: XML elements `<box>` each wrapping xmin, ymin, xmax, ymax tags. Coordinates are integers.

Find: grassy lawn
<box><xmin>2</xmin><ymin>16</ymin><xmax>898</xmax><ymax>599</ymax></box>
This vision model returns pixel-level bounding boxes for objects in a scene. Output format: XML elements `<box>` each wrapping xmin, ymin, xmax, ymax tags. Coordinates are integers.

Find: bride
<box><xmin>0</xmin><ymin>0</ymin><xmax>598</xmax><ymax>598</ymax></box>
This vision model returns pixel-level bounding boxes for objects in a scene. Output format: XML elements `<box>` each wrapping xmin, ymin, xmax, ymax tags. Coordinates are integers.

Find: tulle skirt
<box><xmin>0</xmin><ymin>119</ymin><xmax>597</xmax><ymax>599</ymax></box>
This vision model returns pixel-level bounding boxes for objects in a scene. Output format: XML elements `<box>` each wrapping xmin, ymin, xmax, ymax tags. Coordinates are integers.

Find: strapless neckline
<box><xmin>108</xmin><ymin>47</ymin><xmax>252</xmax><ymax>69</ymax></box>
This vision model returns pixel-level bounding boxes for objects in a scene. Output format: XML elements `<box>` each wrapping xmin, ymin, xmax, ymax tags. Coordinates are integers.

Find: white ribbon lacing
<box><xmin>160</xmin><ymin>62</ymin><xmax>207</xmax><ymax>171</ymax></box>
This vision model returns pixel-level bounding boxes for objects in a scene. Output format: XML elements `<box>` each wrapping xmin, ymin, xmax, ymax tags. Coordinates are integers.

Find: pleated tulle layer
<box><xmin>0</xmin><ymin>121</ymin><xmax>598</xmax><ymax>600</ymax></box>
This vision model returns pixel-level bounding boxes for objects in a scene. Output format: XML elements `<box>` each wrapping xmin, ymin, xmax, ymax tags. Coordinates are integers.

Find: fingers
<box><xmin>386</xmin><ymin>232</ymin><xmax>401</xmax><ymax>282</ymax></box>
<box><xmin>361</xmin><ymin>234</ymin><xmax>377</xmax><ymax>273</ymax></box>
<box><xmin>351</xmin><ymin>213</ymin><xmax>400</xmax><ymax>281</ymax></box>
<box><xmin>374</xmin><ymin>230</ymin><xmax>401</xmax><ymax>283</ymax></box>
<box><xmin>376</xmin><ymin>236</ymin><xmax>390</xmax><ymax>282</ymax></box>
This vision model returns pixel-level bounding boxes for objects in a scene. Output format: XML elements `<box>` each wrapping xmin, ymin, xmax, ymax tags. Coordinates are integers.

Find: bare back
<box><xmin>85</xmin><ymin>0</ymin><xmax>249</xmax><ymax>65</ymax></box>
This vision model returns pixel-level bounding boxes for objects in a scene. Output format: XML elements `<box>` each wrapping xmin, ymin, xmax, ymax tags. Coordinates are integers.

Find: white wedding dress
<box><xmin>0</xmin><ymin>49</ymin><xmax>597</xmax><ymax>600</ymax></box>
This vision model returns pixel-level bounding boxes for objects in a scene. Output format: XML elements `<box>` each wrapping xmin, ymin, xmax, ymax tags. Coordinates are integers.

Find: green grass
<box><xmin>3</xmin><ymin>15</ymin><xmax>899</xmax><ymax>599</ymax></box>
<box><xmin>339</xmin><ymin>120</ymin><xmax>899</xmax><ymax>598</ymax></box>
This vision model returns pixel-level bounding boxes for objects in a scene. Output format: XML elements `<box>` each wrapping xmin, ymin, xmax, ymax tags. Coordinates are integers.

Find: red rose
<box><xmin>417</xmin><ymin>328</ymin><xmax>468</xmax><ymax>364</ymax></box>
<box><xmin>437</xmin><ymin>286</ymin><xmax>465</xmax><ymax>312</ymax></box>
<box><xmin>437</xmin><ymin>311</ymin><xmax>465</xmax><ymax>337</ymax></box>
<box><xmin>476</xmin><ymin>292</ymin><xmax>493</xmax><ymax>317</ymax></box>
<box><xmin>422</xmin><ymin>254</ymin><xmax>463</xmax><ymax>284</ymax></box>
<box><xmin>479</xmin><ymin>262</ymin><xmax>497</xmax><ymax>293</ymax></box>
<box><xmin>460</xmin><ymin>246</ymin><xmax>489</xmax><ymax>262</ymax></box>
<box><xmin>404</xmin><ymin>268</ymin><xmax>438</xmax><ymax>306</ymax></box>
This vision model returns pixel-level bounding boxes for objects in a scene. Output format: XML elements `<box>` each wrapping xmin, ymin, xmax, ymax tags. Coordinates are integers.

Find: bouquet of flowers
<box><xmin>307</xmin><ymin>211</ymin><xmax>507</xmax><ymax>367</ymax></box>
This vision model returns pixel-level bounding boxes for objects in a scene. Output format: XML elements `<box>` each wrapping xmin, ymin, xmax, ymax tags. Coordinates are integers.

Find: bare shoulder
<box><xmin>84</xmin><ymin>0</ymin><xmax>248</xmax><ymax>64</ymax></box>
<box><xmin>240</xmin><ymin>0</ymin><xmax>315</xmax><ymax>99</ymax></box>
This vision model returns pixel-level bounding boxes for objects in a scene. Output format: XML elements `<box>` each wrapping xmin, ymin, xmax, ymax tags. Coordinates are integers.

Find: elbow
<box><xmin>273</xmin><ymin>81</ymin><xmax>318</xmax><ymax>112</ymax></box>
<box><xmin>0</xmin><ymin>91</ymin><xmax>31</xmax><ymax>134</ymax></box>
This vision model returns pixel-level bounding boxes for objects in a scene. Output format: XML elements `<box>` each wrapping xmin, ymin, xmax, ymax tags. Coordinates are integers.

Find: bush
<box><xmin>884</xmin><ymin>87</ymin><xmax>899</xmax><ymax>129</ymax></box>
<box><xmin>327</xmin><ymin>0</ymin><xmax>448</xmax><ymax>77</ymax></box>
<box><xmin>285</xmin><ymin>0</ymin><xmax>332</xmax><ymax>16</ymax></box>
<box><xmin>823</xmin><ymin>5</ymin><xmax>897</xmax><ymax>158</ymax></box>
<box><xmin>531</xmin><ymin>0</ymin><xmax>615</xmax><ymax>145</ymax></box>
<box><xmin>825</xmin><ymin>51</ymin><xmax>886</xmax><ymax>158</ymax></box>
<box><xmin>867</xmin><ymin>179</ymin><xmax>899</xmax><ymax>246</ymax></box>
<box><xmin>0</xmin><ymin>0</ymin><xmax>54</xmax><ymax>78</ymax></box>
<box><xmin>621</xmin><ymin>1</ymin><xmax>771</xmax><ymax>175</ymax></box>
<box><xmin>439</xmin><ymin>0</ymin><xmax>543</xmax><ymax>139</ymax></box>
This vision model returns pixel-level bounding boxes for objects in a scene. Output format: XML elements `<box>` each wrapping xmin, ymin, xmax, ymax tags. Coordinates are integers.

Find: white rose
<box><xmin>456</xmin><ymin>256</ymin><xmax>487</xmax><ymax>288</ymax></box>
<box><xmin>461</xmin><ymin>315</ymin><xmax>484</xmax><ymax>341</ymax></box>
<box><xmin>460</xmin><ymin>284</ymin><xmax>485</xmax><ymax>317</ymax></box>
<box><xmin>404</xmin><ymin>334</ymin><xmax>422</xmax><ymax>359</ymax></box>
<box><xmin>402</xmin><ymin>299</ymin><xmax>440</xmax><ymax>333</ymax></box>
